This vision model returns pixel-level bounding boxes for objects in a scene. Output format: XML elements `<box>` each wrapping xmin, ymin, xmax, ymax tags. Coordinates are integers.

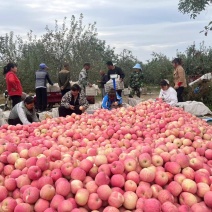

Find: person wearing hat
<box><xmin>129</xmin><ymin>63</ymin><xmax>143</xmax><ymax>98</ymax></box>
<box><xmin>158</xmin><ymin>79</ymin><xmax>178</xmax><ymax>106</ymax></box>
<box><xmin>35</xmin><ymin>63</ymin><xmax>53</xmax><ymax>112</ymax></box>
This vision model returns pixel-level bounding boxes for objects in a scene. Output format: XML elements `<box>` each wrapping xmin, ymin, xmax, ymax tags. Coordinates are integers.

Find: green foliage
<box><xmin>178</xmin><ymin>0</ymin><xmax>212</xmax><ymax>35</ymax></box>
<box><xmin>178</xmin><ymin>0</ymin><xmax>211</xmax><ymax>19</ymax></box>
<box><xmin>185</xmin><ymin>81</ymin><xmax>212</xmax><ymax>105</ymax></box>
<box><xmin>0</xmin><ymin>15</ymin><xmax>119</xmax><ymax>92</ymax></box>
<box><xmin>176</xmin><ymin>42</ymin><xmax>212</xmax><ymax>77</ymax></box>
<box><xmin>0</xmin><ymin>15</ymin><xmax>212</xmax><ymax>110</ymax></box>
<box><xmin>143</xmin><ymin>52</ymin><xmax>173</xmax><ymax>86</ymax></box>
<box><xmin>116</xmin><ymin>49</ymin><xmax>140</xmax><ymax>87</ymax></box>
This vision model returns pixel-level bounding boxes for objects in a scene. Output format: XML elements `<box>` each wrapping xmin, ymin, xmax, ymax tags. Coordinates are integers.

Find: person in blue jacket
<box><xmin>102</xmin><ymin>88</ymin><xmax>122</xmax><ymax>110</ymax></box>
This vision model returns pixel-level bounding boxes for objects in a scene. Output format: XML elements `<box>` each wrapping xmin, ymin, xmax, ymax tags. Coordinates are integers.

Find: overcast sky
<box><xmin>0</xmin><ymin>0</ymin><xmax>212</xmax><ymax>63</ymax></box>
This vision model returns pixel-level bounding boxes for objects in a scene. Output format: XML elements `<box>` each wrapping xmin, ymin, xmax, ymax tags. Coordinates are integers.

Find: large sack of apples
<box><xmin>0</xmin><ymin>99</ymin><xmax>212</xmax><ymax>211</ymax></box>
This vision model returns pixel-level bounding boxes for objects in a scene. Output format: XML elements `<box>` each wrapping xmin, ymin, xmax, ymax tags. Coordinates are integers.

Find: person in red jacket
<box><xmin>3</xmin><ymin>63</ymin><xmax>23</xmax><ymax>107</ymax></box>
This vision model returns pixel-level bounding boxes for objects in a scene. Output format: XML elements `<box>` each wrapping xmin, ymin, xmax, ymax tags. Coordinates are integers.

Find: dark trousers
<box><xmin>10</xmin><ymin>95</ymin><xmax>22</xmax><ymax>107</ymax></box>
<box><xmin>101</xmin><ymin>88</ymin><xmax>106</xmax><ymax>99</ymax></box>
<box><xmin>176</xmin><ymin>87</ymin><xmax>184</xmax><ymax>102</ymax></box>
<box><xmin>58</xmin><ymin>106</ymin><xmax>82</xmax><ymax>117</ymax></box>
<box><xmin>117</xmin><ymin>90</ymin><xmax>122</xmax><ymax>97</ymax></box>
<box><xmin>8</xmin><ymin>115</ymin><xmax>33</xmax><ymax>125</ymax></box>
<box><xmin>36</xmin><ymin>88</ymin><xmax>47</xmax><ymax>111</ymax></box>
<box><xmin>130</xmin><ymin>87</ymin><xmax>141</xmax><ymax>98</ymax></box>
<box><xmin>61</xmin><ymin>89</ymin><xmax>70</xmax><ymax>97</ymax></box>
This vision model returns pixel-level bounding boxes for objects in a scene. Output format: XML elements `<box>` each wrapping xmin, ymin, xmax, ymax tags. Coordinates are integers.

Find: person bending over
<box><xmin>8</xmin><ymin>96</ymin><xmax>40</xmax><ymax>125</ymax></box>
<box><xmin>158</xmin><ymin>79</ymin><xmax>178</xmax><ymax>106</ymax></box>
<box><xmin>59</xmin><ymin>84</ymin><xmax>89</xmax><ymax>117</ymax></box>
<box><xmin>102</xmin><ymin>88</ymin><xmax>122</xmax><ymax>110</ymax></box>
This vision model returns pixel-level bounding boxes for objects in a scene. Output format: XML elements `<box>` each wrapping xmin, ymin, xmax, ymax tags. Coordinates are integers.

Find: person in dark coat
<box><xmin>106</xmin><ymin>61</ymin><xmax>125</xmax><ymax>97</ymax></box>
<box><xmin>58</xmin><ymin>62</ymin><xmax>71</xmax><ymax>96</ymax></box>
<box><xmin>97</xmin><ymin>70</ymin><xmax>108</xmax><ymax>98</ymax></box>
<box><xmin>58</xmin><ymin>84</ymin><xmax>89</xmax><ymax>117</ymax></box>
<box><xmin>129</xmin><ymin>63</ymin><xmax>143</xmax><ymax>98</ymax></box>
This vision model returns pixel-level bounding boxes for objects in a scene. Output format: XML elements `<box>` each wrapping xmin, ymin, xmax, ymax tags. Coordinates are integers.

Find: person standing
<box><xmin>172</xmin><ymin>58</ymin><xmax>187</xmax><ymax>102</ymax></box>
<box><xmin>97</xmin><ymin>70</ymin><xmax>108</xmax><ymax>98</ymax></box>
<box><xmin>106</xmin><ymin>61</ymin><xmax>125</xmax><ymax>97</ymax></box>
<box><xmin>58</xmin><ymin>62</ymin><xmax>71</xmax><ymax>96</ymax></box>
<box><xmin>78</xmin><ymin>63</ymin><xmax>91</xmax><ymax>92</ymax></box>
<box><xmin>129</xmin><ymin>63</ymin><xmax>143</xmax><ymax>98</ymax></box>
<box><xmin>35</xmin><ymin>63</ymin><xmax>53</xmax><ymax>112</ymax></box>
<box><xmin>3</xmin><ymin>62</ymin><xmax>23</xmax><ymax>107</ymax></box>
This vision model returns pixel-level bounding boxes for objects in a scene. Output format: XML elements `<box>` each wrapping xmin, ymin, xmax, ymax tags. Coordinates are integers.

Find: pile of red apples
<box><xmin>0</xmin><ymin>100</ymin><xmax>212</xmax><ymax>212</ymax></box>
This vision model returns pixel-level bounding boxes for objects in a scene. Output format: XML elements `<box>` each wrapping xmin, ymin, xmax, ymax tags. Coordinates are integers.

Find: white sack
<box><xmin>176</xmin><ymin>101</ymin><xmax>212</xmax><ymax>116</ymax></box>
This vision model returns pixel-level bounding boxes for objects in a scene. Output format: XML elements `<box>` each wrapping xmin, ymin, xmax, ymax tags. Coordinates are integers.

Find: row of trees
<box><xmin>0</xmin><ymin>15</ymin><xmax>212</xmax><ymax>94</ymax></box>
<box><xmin>144</xmin><ymin>43</ymin><xmax>212</xmax><ymax>86</ymax></box>
<box><xmin>0</xmin><ymin>15</ymin><xmax>138</xmax><ymax>93</ymax></box>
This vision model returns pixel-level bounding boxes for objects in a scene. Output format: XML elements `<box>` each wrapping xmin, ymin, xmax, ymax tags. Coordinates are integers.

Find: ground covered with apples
<box><xmin>0</xmin><ymin>100</ymin><xmax>212</xmax><ymax>212</ymax></box>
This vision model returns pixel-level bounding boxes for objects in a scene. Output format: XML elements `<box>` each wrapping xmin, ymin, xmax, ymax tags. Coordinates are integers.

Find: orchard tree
<box><xmin>116</xmin><ymin>49</ymin><xmax>140</xmax><ymax>87</ymax></box>
<box><xmin>143</xmin><ymin>53</ymin><xmax>173</xmax><ymax>85</ymax></box>
<box><xmin>176</xmin><ymin>42</ymin><xmax>212</xmax><ymax>77</ymax></box>
<box><xmin>178</xmin><ymin>0</ymin><xmax>212</xmax><ymax>35</ymax></box>
<box><xmin>0</xmin><ymin>15</ymin><xmax>120</xmax><ymax>92</ymax></box>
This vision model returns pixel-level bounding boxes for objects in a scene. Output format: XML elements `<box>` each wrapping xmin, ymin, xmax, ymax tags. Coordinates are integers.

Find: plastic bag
<box><xmin>52</xmin><ymin>108</ymin><xmax>59</xmax><ymax>118</ymax></box>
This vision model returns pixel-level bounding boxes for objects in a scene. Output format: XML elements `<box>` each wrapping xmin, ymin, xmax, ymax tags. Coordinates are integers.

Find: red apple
<box><xmin>181</xmin><ymin>179</ymin><xmax>197</xmax><ymax>194</ymax></box>
<box><xmin>204</xmin><ymin>191</ymin><xmax>212</xmax><ymax>208</ymax></box>
<box><xmin>108</xmin><ymin>191</ymin><xmax>124</xmax><ymax>208</ymax></box>
<box><xmin>143</xmin><ymin>198</ymin><xmax>161</xmax><ymax>212</ymax></box>
<box><xmin>55</xmin><ymin>178</ymin><xmax>71</xmax><ymax>197</ymax></box>
<box><xmin>97</xmin><ymin>185</ymin><xmax>112</xmax><ymax>201</ymax></box>
<box><xmin>40</xmin><ymin>184</ymin><xmax>56</xmax><ymax>201</ymax></box>
<box><xmin>34</xmin><ymin>198</ymin><xmax>49</xmax><ymax>212</ymax></box>
<box><xmin>138</xmin><ymin>153</ymin><xmax>152</xmax><ymax>168</ymax></box>
<box><xmin>75</xmin><ymin>188</ymin><xmax>89</xmax><ymax>206</ymax></box>
<box><xmin>27</xmin><ymin>165</ymin><xmax>42</xmax><ymax>180</ymax></box>
<box><xmin>22</xmin><ymin>186</ymin><xmax>40</xmax><ymax>204</ymax></box>
<box><xmin>179</xmin><ymin>192</ymin><xmax>198</xmax><ymax>207</ymax></box>
<box><xmin>87</xmin><ymin>193</ymin><xmax>102</xmax><ymax>210</ymax></box>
